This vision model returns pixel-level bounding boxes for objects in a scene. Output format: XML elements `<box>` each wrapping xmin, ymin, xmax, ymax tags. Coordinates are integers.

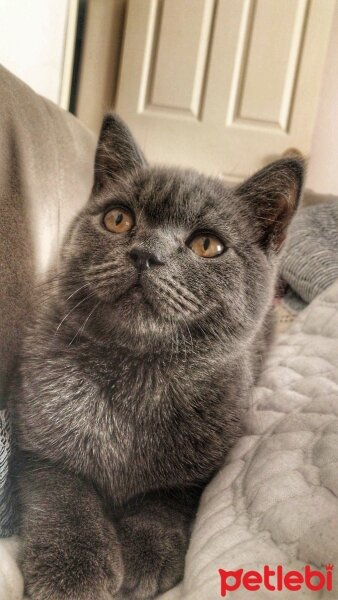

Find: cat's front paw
<box><xmin>118</xmin><ymin>514</ymin><xmax>188</xmax><ymax>599</ymax></box>
<box><xmin>23</xmin><ymin>539</ymin><xmax>123</xmax><ymax>600</ymax></box>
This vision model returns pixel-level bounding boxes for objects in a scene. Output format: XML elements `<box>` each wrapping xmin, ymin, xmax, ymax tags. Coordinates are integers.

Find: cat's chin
<box><xmin>88</xmin><ymin>280</ymin><xmax>204</xmax><ymax>348</ymax></box>
<box><xmin>115</xmin><ymin>282</ymin><xmax>156</xmax><ymax>315</ymax></box>
<box><xmin>92</xmin><ymin>288</ymin><xmax>170</xmax><ymax>342</ymax></box>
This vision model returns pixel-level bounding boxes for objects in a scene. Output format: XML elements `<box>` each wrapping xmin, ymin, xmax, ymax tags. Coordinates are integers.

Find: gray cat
<box><xmin>11</xmin><ymin>114</ymin><xmax>303</xmax><ymax>600</ymax></box>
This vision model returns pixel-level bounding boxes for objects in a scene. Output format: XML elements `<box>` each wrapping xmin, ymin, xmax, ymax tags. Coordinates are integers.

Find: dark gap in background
<box><xmin>69</xmin><ymin>0</ymin><xmax>87</xmax><ymax>115</ymax></box>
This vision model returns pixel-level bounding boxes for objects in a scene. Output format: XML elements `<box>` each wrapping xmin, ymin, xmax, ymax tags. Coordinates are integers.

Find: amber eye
<box><xmin>104</xmin><ymin>208</ymin><xmax>134</xmax><ymax>233</ymax></box>
<box><xmin>189</xmin><ymin>233</ymin><xmax>224</xmax><ymax>258</ymax></box>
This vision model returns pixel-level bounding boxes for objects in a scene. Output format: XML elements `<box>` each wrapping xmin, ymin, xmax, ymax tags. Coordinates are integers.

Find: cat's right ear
<box><xmin>235</xmin><ymin>157</ymin><xmax>304</xmax><ymax>252</ymax></box>
<box><xmin>93</xmin><ymin>113</ymin><xmax>147</xmax><ymax>191</ymax></box>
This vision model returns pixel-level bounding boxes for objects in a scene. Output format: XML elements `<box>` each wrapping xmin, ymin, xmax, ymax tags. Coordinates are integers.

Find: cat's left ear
<box><xmin>235</xmin><ymin>158</ymin><xmax>304</xmax><ymax>251</ymax></box>
<box><xmin>93</xmin><ymin>113</ymin><xmax>147</xmax><ymax>191</ymax></box>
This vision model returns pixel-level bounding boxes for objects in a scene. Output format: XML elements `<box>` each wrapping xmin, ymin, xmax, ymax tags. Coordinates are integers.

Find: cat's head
<box><xmin>58</xmin><ymin>114</ymin><xmax>304</xmax><ymax>351</ymax></box>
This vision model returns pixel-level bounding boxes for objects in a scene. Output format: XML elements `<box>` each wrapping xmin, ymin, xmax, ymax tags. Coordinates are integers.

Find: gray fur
<box><xmin>11</xmin><ymin>114</ymin><xmax>304</xmax><ymax>599</ymax></box>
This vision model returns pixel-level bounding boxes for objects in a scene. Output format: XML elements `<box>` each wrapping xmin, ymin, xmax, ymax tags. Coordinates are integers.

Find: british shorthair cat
<box><xmin>12</xmin><ymin>114</ymin><xmax>303</xmax><ymax>599</ymax></box>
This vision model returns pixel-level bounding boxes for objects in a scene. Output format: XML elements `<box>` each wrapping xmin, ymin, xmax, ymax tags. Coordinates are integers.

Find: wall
<box><xmin>307</xmin><ymin>0</ymin><xmax>338</xmax><ymax>195</ymax></box>
<box><xmin>76</xmin><ymin>0</ymin><xmax>127</xmax><ymax>133</ymax></box>
<box><xmin>0</xmin><ymin>0</ymin><xmax>70</xmax><ymax>105</ymax></box>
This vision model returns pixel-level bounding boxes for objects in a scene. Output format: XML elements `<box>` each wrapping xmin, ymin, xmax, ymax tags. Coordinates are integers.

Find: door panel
<box><xmin>143</xmin><ymin>0</ymin><xmax>215</xmax><ymax>118</ymax></box>
<box><xmin>116</xmin><ymin>0</ymin><xmax>335</xmax><ymax>181</ymax></box>
<box><xmin>234</xmin><ymin>0</ymin><xmax>307</xmax><ymax>129</ymax></box>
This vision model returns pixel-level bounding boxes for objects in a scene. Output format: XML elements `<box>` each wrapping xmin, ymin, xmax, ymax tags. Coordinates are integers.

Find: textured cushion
<box><xmin>0</xmin><ymin>537</ymin><xmax>23</xmax><ymax>600</ymax></box>
<box><xmin>159</xmin><ymin>279</ymin><xmax>338</xmax><ymax>599</ymax></box>
<box><xmin>280</xmin><ymin>201</ymin><xmax>338</xmax><ymax>304</ymax></box>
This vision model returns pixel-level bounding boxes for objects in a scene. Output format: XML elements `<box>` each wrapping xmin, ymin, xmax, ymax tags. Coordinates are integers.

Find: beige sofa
<box><xmin>0</xmin><ymin>65</ymin><xmax>96</xmax><ymax>410</ymax></box>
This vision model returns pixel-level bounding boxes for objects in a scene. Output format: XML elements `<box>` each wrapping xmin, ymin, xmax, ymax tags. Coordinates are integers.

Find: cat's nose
<box><xmin>129</xmin><ymin>248</ymin><xmax>164</xmax><ymax>271</ymax></box>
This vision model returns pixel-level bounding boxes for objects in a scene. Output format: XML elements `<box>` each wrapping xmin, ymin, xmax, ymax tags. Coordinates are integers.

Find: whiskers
<box><xmin>151</xmin><ymin>273</ymin><xmax>231</xmax><ymax>359</ymax></box>
<box><xmin>55</xmin><ymin>291</ymin><xmax>98</xmax><ymax>333</ymax></box>
<box><xmin>86</xmin><ymin>259</ymin><xmax>120</xmax><ymax>275</ymax></box>
<box><xmin>68</xmin><ymin>301</ymin><xmax>100</xmax><ymax>346</ymax></box>
<box><xmin>65</xmin><ymin>282</ymin><xmax>91</xmax><ymax>302</ymax></box>
<box><xmin>151</xmin><ymin>274</ymin><xmax>203</xmax><ymax>363</ymax></box>
<box><xmin>155</xmin><ymin>274</ymin><xmax>202</xmax><ymax>318</ymax></box>
<box><xmin>86</xmin><ymin>260</ymin><xmax>132</xmax><ymax>285</ymax></box>
<box><xmin>54</xmin><ymin>260</ymin><xmax>134</xmax><ymax>337</ymax></box>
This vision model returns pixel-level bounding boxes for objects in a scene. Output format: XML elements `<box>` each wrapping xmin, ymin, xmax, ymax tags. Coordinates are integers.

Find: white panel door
<box><xmin>116</xmin><ymin>0</ymin><xmax>335</xmax><ymax>180</ymax></box>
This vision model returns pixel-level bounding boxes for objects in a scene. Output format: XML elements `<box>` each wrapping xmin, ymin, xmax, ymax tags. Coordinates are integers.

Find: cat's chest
<box><xmin>102</xmin><ymin>362</ymin><xmax>230</xmax><ymax>444</ymax></box>
<box><xmin>72</xmin><ymin>353</ymin><xmax>241</xmax><ymax>501</ymax></box>
<box><xmin>98</xmin><ymin>363</ymin><xmax>190</xmax><ymax>442</ymax></box>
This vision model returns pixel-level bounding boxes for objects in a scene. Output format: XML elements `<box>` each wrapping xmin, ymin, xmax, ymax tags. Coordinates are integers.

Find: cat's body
<box><xmin>17</xmin><ymin>312</ymin><xmax>244</xmax><ymax>503</ymax></box>
<box><xmin>11</xmin><ymin>115</ymin><xmax>303</xmax><ymax>600</ymax></box>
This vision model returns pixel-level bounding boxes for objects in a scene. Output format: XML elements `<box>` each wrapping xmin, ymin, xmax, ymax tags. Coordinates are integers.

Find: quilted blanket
<box><xmin>1</xmin><ymin>280</ymin><xmax>338</xmax><ymax>599</ymax></box>
<box><xmin>160</xmin><ymin>278</ymin><xmax>338</xmax><ymax>600</ymax></box>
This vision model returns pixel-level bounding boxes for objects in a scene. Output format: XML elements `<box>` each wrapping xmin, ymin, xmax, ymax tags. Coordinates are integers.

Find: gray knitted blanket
<box><xmin>280</xmin><ymin>199</ymin><xmax>338</xmax><ymax>304</ymax></box>
<box><xmin>0</xmin><ymin>410</ymin><xmax>13</xmax><ymax>536</ymax></box>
